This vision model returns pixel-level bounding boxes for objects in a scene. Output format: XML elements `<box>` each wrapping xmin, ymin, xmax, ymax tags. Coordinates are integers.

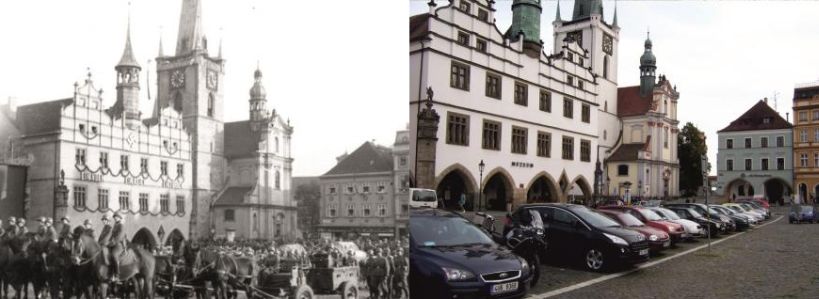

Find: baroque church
<box><xmin>0</xmin><ymin>0</ymin><xmax>297</xmax><ymax>247</ymax></box>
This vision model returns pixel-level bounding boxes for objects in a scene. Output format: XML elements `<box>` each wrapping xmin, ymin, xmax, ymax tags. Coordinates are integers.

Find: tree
<box><xmin>678</xmin><ymin>122</ymin><xmax>709</xmax><ymax>197</ymax></box>
<box><xmin>295</xmin><ymin>181</ymin><xmax>322</xmax><ymax>235</ymax></box>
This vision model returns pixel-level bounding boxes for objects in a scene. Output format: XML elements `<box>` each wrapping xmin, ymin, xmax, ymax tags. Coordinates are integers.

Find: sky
<box><xmin>410</xmin><ymin>0</ymin><xmax>819</xmax><ymax>175</ymax></box>
<box><xmin>0</xmin><ymin>0</ymin><xmax>407</xmax><ymax>177</ymax></box>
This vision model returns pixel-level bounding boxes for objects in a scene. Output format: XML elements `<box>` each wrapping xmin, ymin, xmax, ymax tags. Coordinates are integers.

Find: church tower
<box><xmin>115</xmin><ymin>17</ymin><xmax>141</xmax><ymax>129</ymax></box>
<box><xmin>249</xmin><ymin>67</ymin><xmax>269</xmax><ymax>130</ymax></box>
<box><xmin>506</xmin><ymin>0</ymin><xmax>543</xmax><ymax>58</ymax></box>
<box><xmin>155</xmin><ymin>0</ymin><xmax>226</xmax><ymax>238</ymax></box>
<box><xmin>639</xmin><ymin>34</ymin><xmax>657</xmax><ymax>97</ymax></box>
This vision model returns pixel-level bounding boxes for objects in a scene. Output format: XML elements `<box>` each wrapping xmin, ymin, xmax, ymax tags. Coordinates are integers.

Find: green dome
<box><xmin>640</xmin><ymin>38</ymin><xmax>656</xmax><ymax>66</ymax></box>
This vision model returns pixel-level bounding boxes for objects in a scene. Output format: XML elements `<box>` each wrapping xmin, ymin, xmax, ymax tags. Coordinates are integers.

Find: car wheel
<box><xmin>528</xmin><ymin>254</ymin><xmax>541</xmax><ymax>288</ymax></box>
<box><xmin>584</xmin><ymin>248</ymin><xmax>605</xmax><ymax>271</ymax></box>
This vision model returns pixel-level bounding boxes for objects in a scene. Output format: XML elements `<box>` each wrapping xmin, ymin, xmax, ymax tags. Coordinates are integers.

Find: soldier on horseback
<box><xmin>43</xmin><ymin>218</ymin><xmax>58</xmax><ymax>243</ymax></box>
<box><xmin>15</xmin><ymin>218</ymin><xmax>28</xmax><ymax>237</ymax></box>
<box><xmin>108</xmin><ymin>212</ymin><xmax>127</xmax><ymax>282</ymax></box>
<box><xmin>98</xmin><ymin>214</ymin><xmax>112</xmax><ymax>244</ymax></box>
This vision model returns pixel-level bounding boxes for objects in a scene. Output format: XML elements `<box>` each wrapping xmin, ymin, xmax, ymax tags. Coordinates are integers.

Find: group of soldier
<box><xmin>0</xmin><ymin>212</ymin><xmax>129</xmax><ymax>283</ymax></box>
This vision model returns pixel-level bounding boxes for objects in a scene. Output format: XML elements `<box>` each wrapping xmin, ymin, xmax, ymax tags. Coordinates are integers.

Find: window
<box><xmin>160</xmin><ymin>194</ymin><xmax>170</xmax><ymax>213</ymax></box>
<box><xmin>815</xmin><ymin>129</ymin><xmax>819</xmax><ymax>142</ymax></box>
<box><xmin>459</xmin><ymin>1</ymin><xmax>470</xmax><ymax>12</ymax></box>
<box><xmin>160</xmin><ymin>161</ymin><xmax>168</xmax><ymax>176</ymax></box>
<box><xmin>482</xmin><ymin>120</ymin><xmax>501</xmax><ymax>150</ymax></box>
<box><xmin>379</xmin><ymin>204</ymin><xmax>387</xmax><ymax>217</ymax></box>
<box><xmin>73</xmin><ymin>186</ymin><xmax>86</xmax><ymax>208</ymax></box>
<box><xmin>562</xmin><ymin>136</ymin><xmax>574</xmax><ymax>160</ymax></box>
<box><xmin>275</xmin><ymin>170</ymin><xmax>281</xmax><ymax>189</ymax></box>
<box><xmin>745</xmin><ymin>159</ymin><xmax>752</xmax><ymax>171</ymax></box>
<box><xmin>177</xmin><ymin>164</ymin><xmax>184</xmax><ymax>177</ymax></box>
<box><xmin>578</xmin><ymin>80</ymin><xmax>584</xmax><ymax>90</ymax></box>
<box><xmin>539</xmin><ymin>90</ymin><xmax>551</xmax><ymax>112</ymax></box>
<box><xmin>665</xmin><ymin>128</ymin><xmax>669</xmax><ymax>148</ymax></box>
<box><xmin>567</xmin><ymin>52</ymin><xmax>574</xmax><ymax>62</ymax></box>
<box><xmin>580</xmin><ymin>139</ymin><xmax>591</xmax><ymax>162</ymax></box>
<box><xmin>581</xmin><ymin>104</ymin><xmax>590</xmax><ymax>123</ymax></box>
<box><xmin>514</xmin><ymin>82</ymin><xmax>528</xmax><ymax>106</ymax></box>
<box><xmin>139</xmin><ymin>193</ymin><xmax>149</xmax><ymax>212</ymax></box>
<box><xmin>176</xmin><ymin>195</ymin><xmax>185</xmax><ymax>214</ymax></box>
<box><xmin>364</xmin><ymin>205</ymin><xmax>371</xmax><ymax>217</ymax></box>
<box><xmin>801</xmin><ymin>153</ymin><xmax>808</xmax><ymax>167</ymax></box>
<box><xmin>457</xmin><ymin>31</ymin><xmax>470</xmax><ymax>46</ymax></box>
<box><xmin>815</xmin><ymin>153</ymin><xmax>819</xmax><ymax>167</ymax></box>
<box><xmin>329</xmin><ymin>205</ymin><xmax>337</xmax><ymax>217</ymax></box>
<box><xmin>119</xmin><ymin>191</ymin><xmax>130</xmax><ymax>211</ymax></box>
<box><xmin>763</xmin><ymin>117</ymin><xmax>771</xmax><ymax>124</ymax></box>
<box><xmin>537</xmin><ymin>132</ymin><xmax>551</xmax><ymax>157</ymax></box>
<box><xmin>727</xmin><ymin>159</ymin><xmax>734</xmax><ymax>171</ymax></box>
<box><xmin>567</xmin><ymin>75</ymin><xmax>574</xmax><ymax>86</ymax></box>
<box><xmin>75</xmin><ymin>148</ymin><xmax>86</xmax><ymax>165</ymax></box>
<box><xmin>578</xmin><ymin>57</ymin><xmax>585</xmax><ymax>66</ymax></box>
<box><xmin>761</xmin><ymin>137</ymin><xmax>768</xmax><ymax>148</ymax></box>
<box><xmin>140</xmin><ymin>158</ymin><xmax>148</xmax><ymax>173</ymax></box>
<box><xmin>511</xmin><ymin>126</ymin><xmax>527</xmax><ymax>154</ymax></box>
<box><xmin>777</xmin><ymin>136</ymin><xmax>785</xmax><ymax>147</ymax></box>
<box><xmin>120</xmin><ymin>155</ymin><xmax>129</xmax><ymax>172</ymax></box>
<box><xmin>801</xmin><ymin>130</ymin><xmax>808</xmax><ymax>143</ymax></box>
<box><xmin>761</xmin><ymin>158</ymin><xmax>769</xmax><ymax>171</ymax></box>
<box><xmin>98</xmin><ymin>189</ymin><xmax>109</xmax><ymax>210</ymax></box>
<box><xmin>618</xmin><ymin>165</ymin><xmax>629</xmax><ymax>176</ymax></box>
<box><xmin>207</xmin><ymin>94</ymin><xmax>214</xmax><ymax>117</ymax></box>
<box><xmin>329</xmin><ymin>187</ymin><xmax>337</xmax><ymax>194</ymax></box>
<box><xmin>563</xmin><ymin>98</ymin><xmax>574</xmax><ymax>118</ymax></box>
<box><xmin>744</xmin><ymin>138</ymin><xmax>752</xmax><ymax>148</ymax></box>
<box><xmin>726</xmin><ymin>139</ymin><xmax>733</xmax><ymax>149</ymax></box>
<box><xmin>446</xmin><ymin>112</ymin><xmax>469</xmax><ymax>146</ymax></box>
<box><xmin>485</xmin><ymin>73</ymin><xmax>501</xmax><ymax>99</ymax></box>
<box><xmin>224</xmin><ymin>209</ymin><xmax>235</xmax><ymax>222</ymax></box>
<box><xmin>347</xmin><ymin>204</ymin><xmax>355</xmax><ymax>217</ymax></box>
<box><xmin>477</xmin><ymin>9</ymin><xmax>488</xmax><ymax>21</ymax></box>
<box><xmin>777</xmin><ymin>157</ymin><xmax>785</xmax><ymax>170</ymax></box>
<box><xmin>603</xmin><ymin>56</ymin><xmax>609</xmax><ymax>79</ymax></box>
<box><xmin>79</xmin><ymin>124</ymin><xmax>85</xmax><ymax>132</ymax></box>
<box><xmin>450</xmin><ymin>62</ymin><xmax>470</xmax><ymax>90</ymax></box>
<box><xmin>476</xmin><ymin>39</ymin><xmax>487</xmax><ymax>52</ymax></box>
<box><xmin>799</xmin><ymin>111</ymin><xmax>808</xmax><ymax>122</ymax></box>
<box><xmin>100</xmin><ymin>152</ymin><xmax>109</xmax><ymax>169</ymax></box>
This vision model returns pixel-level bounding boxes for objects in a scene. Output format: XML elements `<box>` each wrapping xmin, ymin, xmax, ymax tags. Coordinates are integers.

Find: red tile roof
<box><xmin>617</xmin><ymin>86</ymin><xmax>651</xmax><ymax>117</ymax></box>
<box><xmin>718</xmin><ymin>100</ymin><xmax>792</xmax><ymax>133</ymax></box>
<box><xmin>607</xmin><ymin>143</ymin><xmax>646</xmax><ymax>162</ymax></box>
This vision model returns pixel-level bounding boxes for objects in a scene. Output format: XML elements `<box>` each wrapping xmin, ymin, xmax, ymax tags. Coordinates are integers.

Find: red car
<box><xmin>599</xmin><ymin>206</ymin><xmax>686</xmax><ymax>244</ymax></box>
<box><xmin>597</xmin><ymin>209</ymin><xmax>671</xmax><ymax>253</ymax></box>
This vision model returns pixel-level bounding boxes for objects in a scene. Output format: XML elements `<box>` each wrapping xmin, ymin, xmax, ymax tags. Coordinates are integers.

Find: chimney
<box><xmin>764</xmin><ymin>97</ymin><xmax>768</xmax><ymax>104</ymax></box>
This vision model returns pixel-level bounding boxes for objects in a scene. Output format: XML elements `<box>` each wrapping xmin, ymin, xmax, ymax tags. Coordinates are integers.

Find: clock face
<box><xmin>207</xmin><ymin>70</ymin><xmax>218</xmax><ymax>90</ymax></box>
<box><xmin>171</xmin><ymin>70</ymin><xmax>186</xmax><ymax>89</ymax></box>
<box><xmin>602</xmin><ymin>34</ymin><xmax>613</xmax><ymax>55</ymax></box>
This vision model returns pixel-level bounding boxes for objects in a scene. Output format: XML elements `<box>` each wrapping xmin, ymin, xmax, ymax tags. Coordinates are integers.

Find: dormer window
<box><xmin>91</xmin><ymin>126</ymin><xmax>98</xmax><ymax>134</ymax></box>
<box><xmin>459</xmin><ymin>1</ymin><xmax>471</xmax><ymax>13</ymax></box>
<box><xmin>763</xmin><ymin>117</ymin><xmax>771</xmax><ymax>124</ymax></box>
<box><xmin>79</xmin><ymin>124</ymin><xmax>85</xmax><ymax>132</ymax></box>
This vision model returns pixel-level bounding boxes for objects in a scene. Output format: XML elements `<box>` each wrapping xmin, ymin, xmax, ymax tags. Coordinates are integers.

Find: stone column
<box><xmin>53</xmin><ymin>170</ymin><xmax>68</xmax><ymax>222</ymax></box>
<box><xmin>415</xmin><ymin>87</ymin><xmax>440</xmax><ymax>189</ymax></box>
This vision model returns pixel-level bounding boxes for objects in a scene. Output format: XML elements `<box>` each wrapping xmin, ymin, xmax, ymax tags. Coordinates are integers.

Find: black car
<box><xmin>409</xmin><ymin>209</ymin><xmax>532</xmax><ymax>299</ymax></box>
<box><xmin>510</xmin><ymin>203</ymin><xmax>649</xmax><ymax>271</ymax></box>
<box><xmin>665</xmin><ymin>203</ymin><xmax>736</xmax><ymax>233</ymax></box>
<box><xmin>664</xmin><ymin>206</ymin><xmax>722</xmax><ymax>237</ymax></box>
<box><xmin>709</xmin><ymin>205</ymin><xmax>751</xmax><ymax>231</ymax></box>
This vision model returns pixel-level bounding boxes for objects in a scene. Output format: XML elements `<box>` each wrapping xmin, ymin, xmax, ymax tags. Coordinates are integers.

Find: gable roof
<box><xmin>213</xmin><ymin>187</ymin><xmax>253</xmax><ymax>207</ymax></box>
<box><xmin>607</xmin><ymin>143</ymin><xmax>646</xmax><ymax>162</ymax></box>
<box><xmin>718</xmin><ymin>100</ymin><xmax>792</xmax><ymax>133</ymax></box>
<box><xmin>617</xmin><ymin>86</ymin><xmax>651</xmax><ymax>117</ymax></box>
<box><xmin>410</xmin><ymin>13</ymin><xmax>431</xmax><ymax>42</ymax></box>
<box><xmin>224</xmin><ymin>121</ymin><xmax>263</xmax><ymax>159</ymax></box>
<box><xmin>323</xmin><ymin>142</ymin><xmax>393</xmax><ymax>176</ymax></box>
<box><xmin>17</xmin><ymin>98</ymin><xmax>73</xmax><ymax>135</ymax></box>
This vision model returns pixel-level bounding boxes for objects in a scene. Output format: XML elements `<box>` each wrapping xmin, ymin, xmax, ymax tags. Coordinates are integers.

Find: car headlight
<box><xmin>442</xmin><ymin>267</ymin><xmax>475</xmax><ymax>281</ymax></box>
<box><xmin>649</xmin><ymin>235</ymin><xmax>659</xmax><ymax>242</ymax></box>
<box><xmin>519</xmin><ymin>257</ymin><xmax>529</xmax><ymax>270</ymax></box>
<box><xmin>604</xmin><ymin>233</ymin><xmax>629</xmax><ymax>246</ymax></box>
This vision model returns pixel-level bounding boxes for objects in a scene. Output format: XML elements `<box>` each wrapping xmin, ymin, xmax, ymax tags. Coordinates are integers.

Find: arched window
<box><xmin>252</xmin><ymin>213</ymin><xmax>258</xmax><ymax>232</ymax></box>
<box><xmin>275</xmin><ymin>170</ymin><xmax>281</xmax><ymax>190</ymax></box>
<box><xmin>207</xmin><ymin>94</ymin><xmax>215</xmax><ymax>117</ymax></box>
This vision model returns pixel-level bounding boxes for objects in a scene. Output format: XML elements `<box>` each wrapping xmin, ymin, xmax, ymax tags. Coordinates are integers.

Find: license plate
<box><xmin>491</xmin><ymin>282</ymin><xmax>518</xmax><ymax>295</ymax></box>
<box><xmin>639</xmin><ymin>249</ymin><xmax>649</xmax><ymax>256</ymax></box>
<box><xmin>663</xmin><ymin>240</ymin><xmax>670</xmax><ymax>248</ymax></box>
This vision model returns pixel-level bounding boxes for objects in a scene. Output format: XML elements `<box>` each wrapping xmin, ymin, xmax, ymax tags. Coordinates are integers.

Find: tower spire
<box><xmin>639</xmin><ymin>29</ymin><xmax>657</xmax><ymax>97</ymax></box>
<box><xmin>612</xmin><ymin>1</ymin><xmax>619</xmax><ymax>27</ymax></box>
<box><xmin>158</xmin><ymin>26</ymin><xmax>165</xmax><ymax>57</ymax></box>
<box><xmin>117</xmin><ymin>2</ymin><xmax>140</xmax><ymax>68</ymax></box>
<box><xmin>175</xmin><ymin>0</ymin><xmax>203</xmax><ymax>56</ymax></box>
<box><xmin>218</xmin><ymin>27</ymin><xmax>223</xmax><ymax>59</ymax></box>
<box><xmin>554</xmin><ymin>0</ymin><xmax>562</xmax><ymax>22</ymax></box>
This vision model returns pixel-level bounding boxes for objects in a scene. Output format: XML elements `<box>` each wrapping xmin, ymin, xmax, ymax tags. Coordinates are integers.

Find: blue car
<box><xmin>789</xmin><ymin>204</ymin><xmax>816</xmax><ymax>224</ymax></box>
<box><xmin>410</xmin><ymin>209</ymin><xmax>532</xmax><ymax>299</ymax></box>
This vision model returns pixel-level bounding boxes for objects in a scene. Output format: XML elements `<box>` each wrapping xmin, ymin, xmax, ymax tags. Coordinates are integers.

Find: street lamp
<box><xmin>478</xmin><ymin>160</ymin><xmax>485</xmax><ymax>212</ymax></box>
<box><xmin>638</xmin><ymin>180</ymin><xmax>642</xmax><ymax>202</ymax></box>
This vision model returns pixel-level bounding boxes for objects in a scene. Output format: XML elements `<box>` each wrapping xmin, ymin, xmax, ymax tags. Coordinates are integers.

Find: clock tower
<box><xmin>155</xmin><ymin>0</ymin><xmax>226</xmax><ymax>238</ymax></box>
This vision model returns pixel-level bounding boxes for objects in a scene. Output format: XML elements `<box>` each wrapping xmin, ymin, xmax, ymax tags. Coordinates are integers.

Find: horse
<box><xmin>41</xmin><ymin>238</ymin><xmax>75</xmax><ymax>299</ymax></box>
<box><xmin>69</xmin><ymin>234</ymin><xmax>156</xmax><ymax>299</ymax></box>
<box><xmin>25</xmin><ymin>238</ymin><xmax>52</xmax><ymax>299</ymax></box>
<box><xmin>0</xmin><ymin>238</ymin><xmax>12</xmax><ymax>299</ymax></box>
<box><xmin>193</xmin><ymin>248</ymin><xmax>237</xmax><ymax>299</ymax></box>
<box><xmin>2</xmin><ymin>234</ymin><xmax>35</xmax><ymax>299</ymax></box>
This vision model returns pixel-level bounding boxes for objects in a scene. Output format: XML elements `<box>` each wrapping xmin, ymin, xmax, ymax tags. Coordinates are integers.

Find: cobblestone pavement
<box><xmin>524</xmin><ymin>206</ymin><xmax>819</xmax><ymax>299</ymax></box>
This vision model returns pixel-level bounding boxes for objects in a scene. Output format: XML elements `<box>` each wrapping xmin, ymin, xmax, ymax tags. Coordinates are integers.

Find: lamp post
<box><xmin>478</xmin><ymin>160</ymin><xmax>485</xmax><ymax>212</ymax></box>
<box><xmin>638</xmin><ymin>180</ymin><xmax>642</xmax><ymax>202</ymax></box>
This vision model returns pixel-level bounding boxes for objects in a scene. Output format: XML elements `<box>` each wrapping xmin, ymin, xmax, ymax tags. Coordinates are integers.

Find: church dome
<box><xmin>640</xmin><ymin>38</ymin><xmax>656</xmax><ymax>66</ymax></box>
<box><xmin>249</xmin><ymin>69</ymin><xmax>266</xmax><ymax>99</ymax></box>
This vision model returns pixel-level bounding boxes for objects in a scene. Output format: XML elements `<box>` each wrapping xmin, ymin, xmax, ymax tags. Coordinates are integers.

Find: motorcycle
<box><xmin>476</xmin><ymin>211</ymin><xmax>547</xmax><ymax>288</ymax></box>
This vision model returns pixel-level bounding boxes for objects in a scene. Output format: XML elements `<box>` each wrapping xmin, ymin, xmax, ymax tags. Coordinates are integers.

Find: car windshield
<box><xmin>738</xmin><ymin>204</ymin><xmax>752</xmax><ymax>211</ymax></box>
<box><xmin>687</xmin><ymin>209</ymin><xmax>703</xmax><ymax>218</ymax></box>
<box><xmin>410</xmin><ymin>215</ymin><xmax>494</xmax><ymax>247</ymax></box>
<box><xmin>728</xmin><ymin>206</ymin><xmax>743</xmax><ymax>213</ymax></box>
<box><xmin>639</xmin><ymin>209</ymin><xmax>663</xmax><ymax>221</ymax></box>
<box><xmin>412</xmin><ymin>190</ymin><xmax>437</xmax><ymax>202</ymax></box>
<box><xmin>569</xmin><ymin>206</ymin><xmax>621</xmax><ymax>228</ymax></box>
<box><xmin>658</xmin><ymin>208</ymin><xmax>681</xmax><ymax>220</ymax></box>
<box><xmin>618</xmin><ymin>213</ymin><xmax>645</xmax><ymax>227</ymax></box>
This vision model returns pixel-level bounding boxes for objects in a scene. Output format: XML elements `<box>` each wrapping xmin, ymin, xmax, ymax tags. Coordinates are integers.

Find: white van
<box><xmin>410</xmin><ymin>188</ymin><xmax>438</xmax><ymax>209</ymax></box>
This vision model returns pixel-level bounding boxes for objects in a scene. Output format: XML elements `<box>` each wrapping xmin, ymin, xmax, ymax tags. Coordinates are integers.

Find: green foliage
<box><xmin>295</xmin><ymin>181</ymin><xmax>321</xmax><ymax>233</ymax></box>
<box><xmin>678</xmin><ymin>122</ymin><xmax>709</xmax><ymax>197</ymax></box>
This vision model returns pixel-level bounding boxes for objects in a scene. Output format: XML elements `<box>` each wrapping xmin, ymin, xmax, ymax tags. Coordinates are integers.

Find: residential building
<box><xmin>793</xmin><ymin>82</ymin><xmax>819</xmax><ymax>202</ymax></box>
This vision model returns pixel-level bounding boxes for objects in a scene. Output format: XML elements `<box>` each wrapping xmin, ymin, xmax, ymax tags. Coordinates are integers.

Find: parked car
<box><xmin>665</xmin><ymin>203</ymin><xmax>736</xmax><ymax>233</ymax></box>
<box><xmin>664</xmin><ymin>206</ymin><xmax>722</xmax><ymax>237</ymax></box>
<box><xmin>789</xmin><ymin>204</ymin><xmax>817</xmax><ymax>224</ymax></box>
<box><xmin>410</xmin><ymin>188</ymin><xmax>439</xmax><ymax>209</ymax></box>
<box><xmin>597</xmin><ymin>209</ymin><xmax>671</xmax><ymax>252</ymax></box>
<box><xmin>709</xmin><ymin>205</ymin><xmax>751</xmax><ymax>231</ymax></box>
<box><xmin>722</xmin><ymin>203</ymin><xmax>763</xmax><ymax>223</ymax></box>
<box><xmin>740</xmin><ymin>197</ymin><xmax>771</xmax><ymax>209</ymax></box>
<box><xmin>598</xmin><ymin>206</ymin><xmax>686</xmax><ymax>244</ymax></box>
<box><xmin>742</xmin><ymin>201</ymin><xmax>771</xmax><ymax>219</ymax></box>
<box><xmin>510</xmin><ymin>203</ymin><xmax>649</xmax><ymax>272</ymax></box>
<box><xmin>647</xmin><ymin>207</ymin><xmax>703</xmax><ymax>239</ymax></box>
<box><xmin>737</xmin><ymin>202</ymin><xmax>769</xmax><ymax>220</ymax></box>
<box><xmin>409</xmin><ymin>208</ymin><xmax>532</xmax><ymax>298</ymax></box>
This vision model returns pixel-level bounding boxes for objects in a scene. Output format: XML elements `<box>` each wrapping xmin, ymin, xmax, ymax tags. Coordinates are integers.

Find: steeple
<box><xmin>175</xmin><ymin>0</ymin><xmax>204</xmax><ymax>56</ymax></box>
<box><xmin>639</xmin><ymin>31</ymin><xmax>657</xmax><ymax>97</ymax></box>
<box><xmin>158</xmin><ymin>27</ymin><xmax>165</xmax><ymax>57</ymax></box>
<box><xmin>554</xmin><ymin>0</ymin><xmax>562</xmax><ymax>23</ymax></box>
<box><xmin>117</xmin><ymin>11</ymin><xmax>140</xmax><ymax>69</ymax></box>
<box><xmin>249</xmin><ymin>64</ymin><xmax>268</xmax><ymax>128</ymax></box>
<box><xmin>612</xmin><ymin>2</ymin><xmax>619</xmax><ymax>28</ymax></box>
<box><xmin>115</xmin><ymin>3</ymin><xmax>142</xmax><ymax>129</ymax></box>
<box><xmin>506</xmin><ymin>0</ymin><xmax>543</xmax><ymax>58</ymax></box>
<box><xmin>572</xmin><ymin>0</ymin><xmax>603</xmax><ymax>20</ymax></box>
